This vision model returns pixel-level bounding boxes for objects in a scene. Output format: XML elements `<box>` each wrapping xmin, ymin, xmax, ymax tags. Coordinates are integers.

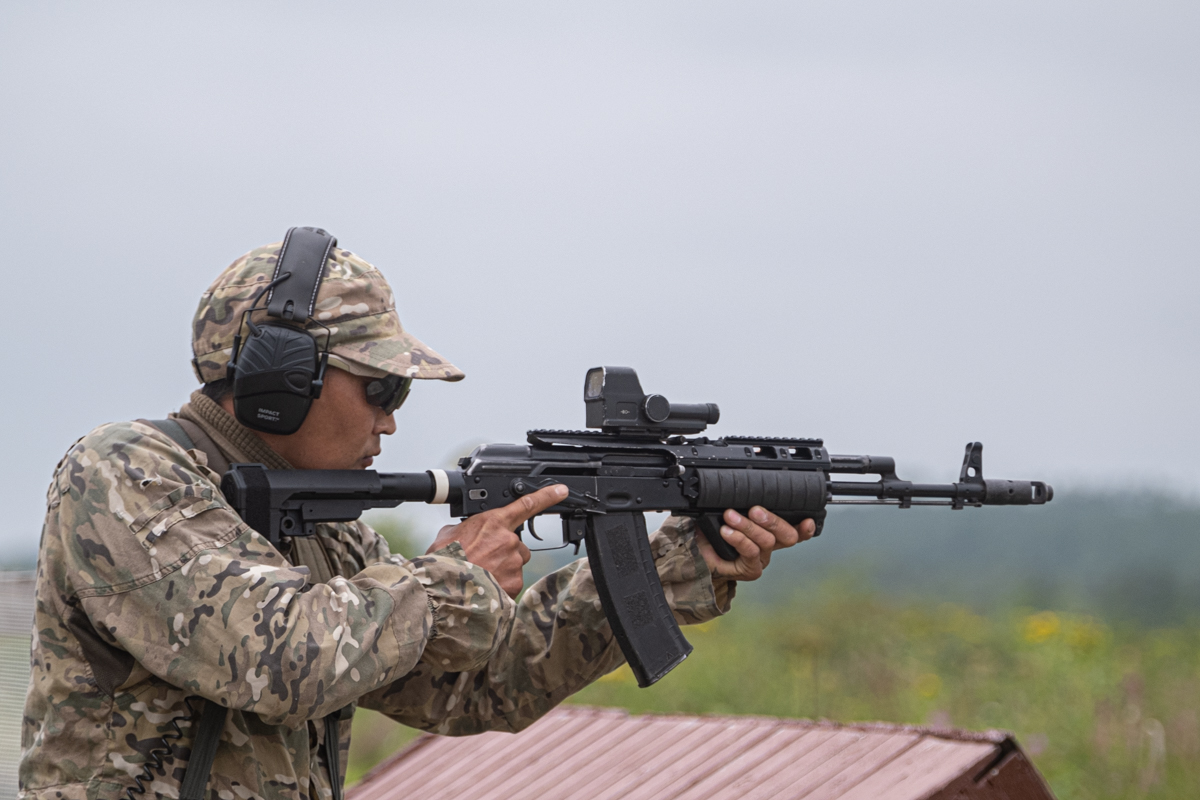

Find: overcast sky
<box><xmin>2</xmin><ymin>1</ymin><xmax>1197</xmax><ymax>563</ymax></box>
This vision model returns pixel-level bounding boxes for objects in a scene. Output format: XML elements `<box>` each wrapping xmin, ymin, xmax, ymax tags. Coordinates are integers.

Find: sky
<box><xmin>1</xmin><ymin>1</ymin><xmax>1197</xmax><ymax>563</ymax></box>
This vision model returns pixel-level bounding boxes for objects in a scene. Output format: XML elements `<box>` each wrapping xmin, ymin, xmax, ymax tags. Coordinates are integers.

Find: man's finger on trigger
<box><xmin>498</xmin><ymin>484</ymin><xmax>568</xmax><ymax>527</ymax></box>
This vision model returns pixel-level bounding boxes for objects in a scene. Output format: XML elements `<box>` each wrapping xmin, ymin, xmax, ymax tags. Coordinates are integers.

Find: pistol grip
<box><xmin>696</xmin><ymin>513</ymin><xmax>740</xmax><ymax>562</ymax></box>
<box><xmin>585</xmin><ymin>512</ymin><xmax>693</xmax><ymax>687</ymax></box>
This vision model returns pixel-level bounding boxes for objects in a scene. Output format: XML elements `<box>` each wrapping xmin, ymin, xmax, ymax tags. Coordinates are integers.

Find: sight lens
<box><xmin>585</xmin><ymin>368</ymin><xmax>604</xmax><ymax>399</ymax></box>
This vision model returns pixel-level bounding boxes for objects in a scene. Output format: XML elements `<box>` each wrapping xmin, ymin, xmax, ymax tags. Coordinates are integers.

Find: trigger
<box><xmin>527</xmin><ymin>516</ymin><xmax>544</xmax><ymax>541</ymax></box>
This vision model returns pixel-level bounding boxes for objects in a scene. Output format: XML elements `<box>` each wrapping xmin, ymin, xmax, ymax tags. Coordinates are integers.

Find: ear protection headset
<box><xmin>227</xmin><ymin>227</ymin><xmax>337</xmax><ymax>435</ymax></box>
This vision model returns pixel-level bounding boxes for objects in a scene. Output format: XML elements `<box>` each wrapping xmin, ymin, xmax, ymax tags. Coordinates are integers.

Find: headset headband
<box><xmin>266</xmin><ymin>227</ymin><xmax>337</xmax><ymax>322</ymax></box>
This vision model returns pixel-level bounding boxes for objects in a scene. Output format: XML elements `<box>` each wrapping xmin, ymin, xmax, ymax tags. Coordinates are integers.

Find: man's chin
<box><xmin>361</xmin><ymin>456</ymin><xmax>374</xmax><ymax>468</ymax></box>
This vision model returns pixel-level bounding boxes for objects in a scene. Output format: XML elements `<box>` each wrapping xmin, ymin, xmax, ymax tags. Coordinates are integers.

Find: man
<box><xmin>21</xmin><ymin>234</ymin><xmax>812</xmax><ymax>800</ymax></box>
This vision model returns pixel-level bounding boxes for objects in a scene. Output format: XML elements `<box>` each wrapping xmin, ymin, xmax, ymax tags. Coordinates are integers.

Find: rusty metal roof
<box><xmin>348</xmin><ymin>705</ymin><xmax>1055</xmax><ymax>800</ymax></box>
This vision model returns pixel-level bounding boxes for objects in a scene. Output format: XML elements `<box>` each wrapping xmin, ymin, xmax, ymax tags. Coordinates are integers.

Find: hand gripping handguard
<box><xmin>220</xmin><ymin>367</ymin><xmax>1052</xmax><ymax>687</ymax></box>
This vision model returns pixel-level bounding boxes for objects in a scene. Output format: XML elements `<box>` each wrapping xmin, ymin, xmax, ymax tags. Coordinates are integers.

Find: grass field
<box><xmin>347</xmin><ymin>581</ymin><xmax>1200</xmax><ymax>798</ymax></box>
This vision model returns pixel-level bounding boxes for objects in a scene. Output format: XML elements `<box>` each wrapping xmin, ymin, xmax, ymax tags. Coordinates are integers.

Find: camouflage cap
<box><xmin>192</xmin><ymin>241</ymin><xmax>464</xmax><ymax>384</ymax></box>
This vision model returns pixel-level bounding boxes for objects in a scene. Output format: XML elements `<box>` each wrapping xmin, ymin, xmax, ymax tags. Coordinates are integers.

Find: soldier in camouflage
<box><xmin>22</xmin><ymin>239</ymin><xmax>813</xmax><ymax>800</ymax></box>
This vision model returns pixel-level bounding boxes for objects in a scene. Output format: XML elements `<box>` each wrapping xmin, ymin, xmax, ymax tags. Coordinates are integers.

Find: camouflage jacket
<box><xmin>21</xmin><ymin>392</ymin><xmax>732</xmax><ymax>800</ymax></box>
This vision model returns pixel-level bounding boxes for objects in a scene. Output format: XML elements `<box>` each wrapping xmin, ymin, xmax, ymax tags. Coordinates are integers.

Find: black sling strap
<box><xmin>148</xmin><ymin>418</ymin><xmax>195</xmax><ymax>452</ymax></box>
<box><xmin>179</xmin><ymin>700</ymin><xmax>229</xmax><ymax>800</ymax></box>
<box><xmin>326</xmin><ymin>715</ymin><xmax>344</xmax><ymax>800</ymax></box>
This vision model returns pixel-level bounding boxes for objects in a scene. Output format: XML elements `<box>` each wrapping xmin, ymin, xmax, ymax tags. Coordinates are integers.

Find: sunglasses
<box><xmin>364</xmin><ymin>374</ymin><xmax>413</xmax><ymax>414</ymax></box>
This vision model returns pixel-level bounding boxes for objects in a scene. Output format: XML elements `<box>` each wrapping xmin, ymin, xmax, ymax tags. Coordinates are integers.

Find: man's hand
<box><xmin>696</xmin><ymin>507</ymin><xmax>814</xmax><ymax>581</ymax></box>
<box><xmin>426</xmin><ymin>484</ymin><xmax>568</xmax><ymax>598</ymax></box>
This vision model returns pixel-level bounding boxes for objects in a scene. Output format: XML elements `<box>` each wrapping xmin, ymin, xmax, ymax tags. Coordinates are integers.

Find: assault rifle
<box><xmin>221</xmin><ymin>367</ymin><xmax>1052</xmax><ymax>687</ymax></box>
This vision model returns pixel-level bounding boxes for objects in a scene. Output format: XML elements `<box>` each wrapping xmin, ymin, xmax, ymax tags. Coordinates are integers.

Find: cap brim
<box><xmin>330</xmin><ymin>327</ymin><xmax>465</xmax><ymax>382</ymax></box>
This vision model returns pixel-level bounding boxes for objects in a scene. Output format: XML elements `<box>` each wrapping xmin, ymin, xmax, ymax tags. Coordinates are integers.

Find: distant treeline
<box><xmin>740</xmin><ymin>491</ymin><xmax>1200</xmax><ymax>626</ymax></box>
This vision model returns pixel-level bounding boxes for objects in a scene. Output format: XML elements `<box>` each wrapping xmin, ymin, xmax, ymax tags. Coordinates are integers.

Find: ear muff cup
<box><xmin>232</xmin><ymin>325</ymin><xmax>320</xmax><ymax>435</ymax></box>
<box><xmin>226</xmin><ymin>226</ymin><xmax>338</xmax><ymax>435</ymax></box>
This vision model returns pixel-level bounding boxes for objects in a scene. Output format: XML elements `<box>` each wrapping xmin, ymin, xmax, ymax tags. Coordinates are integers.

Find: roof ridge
<box><xmin>557</xmin><ymin>705</ymin><xmax>1013</xmax><ymax>745</ymax></box>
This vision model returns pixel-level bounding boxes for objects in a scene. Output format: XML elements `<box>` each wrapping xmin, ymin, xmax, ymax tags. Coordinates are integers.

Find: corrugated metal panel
<box><xmin>348</xmin><ymin>706</ymin><xmax>1056</xmax><ymax>800</ymax></box>
<box><xmin>0</xmin><ymin>573</ymin><xmax>36</xmax><ymax>800</ymax></box>
<box><xmin>836</xmin><ymin>736</ymin><xmax>995</xmax><ymax>800</ymax></box>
